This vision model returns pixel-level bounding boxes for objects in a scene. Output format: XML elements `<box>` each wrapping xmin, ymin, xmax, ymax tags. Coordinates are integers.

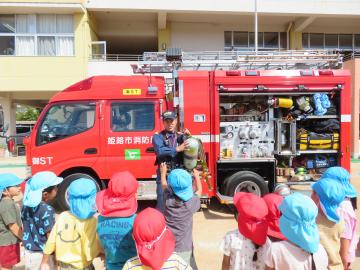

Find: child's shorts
<box><xmin>0</xmin><ymin>243</ymin><xmax>20</xmax><ymax>268</ymax></box>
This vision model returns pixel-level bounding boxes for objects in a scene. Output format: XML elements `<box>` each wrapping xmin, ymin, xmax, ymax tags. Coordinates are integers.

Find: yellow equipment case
<box><xmin>298</xmin><ymin>132</ymin><xmax>339</xmax><ymax>150</ymax></box>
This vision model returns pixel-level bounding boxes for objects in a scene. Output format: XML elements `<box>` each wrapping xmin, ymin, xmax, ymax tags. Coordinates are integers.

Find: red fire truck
<box><xmin>16</xmin><ymin>51</ymin><xmax>352</xmax><ymax>209</ymax></box>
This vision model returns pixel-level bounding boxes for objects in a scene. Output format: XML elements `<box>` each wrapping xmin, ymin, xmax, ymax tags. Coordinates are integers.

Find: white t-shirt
<box><xmin>219</xmin><ymin>229</ymin><xmax>268</xmax><ymax>270</ymax></box>
<box><xmin>264</xmin><ymin>240</ymin><xmax>328</xmax><ymax>270</ymax></box>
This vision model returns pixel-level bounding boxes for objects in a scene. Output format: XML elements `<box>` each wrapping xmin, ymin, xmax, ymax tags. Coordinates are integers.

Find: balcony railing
<box><xmin>90</xmin><ymin>54</ymin><xmax>143</xmax><ymax>61</ymax></box>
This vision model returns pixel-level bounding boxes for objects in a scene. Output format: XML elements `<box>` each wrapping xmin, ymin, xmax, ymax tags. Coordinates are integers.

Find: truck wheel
<box><xmin>224</xmin><ymin>171</ymin><xmax>269</xmax><ymax>197</ymax></box>
<box><xmin>56</xmin><ymin>173</ymin><xmax>99</xmax><ymax>211</ymax></box>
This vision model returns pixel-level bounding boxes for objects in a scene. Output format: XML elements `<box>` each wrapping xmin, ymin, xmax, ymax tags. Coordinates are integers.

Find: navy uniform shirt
<box><xmin>21</xmin><ymin>202</ymin><xmax>56</xmax><ymax>251</ymax></box>
<box><xmin>152</xmin><ymin>131</ymin><xmax>185</xmax><ymax>169</ymax></box>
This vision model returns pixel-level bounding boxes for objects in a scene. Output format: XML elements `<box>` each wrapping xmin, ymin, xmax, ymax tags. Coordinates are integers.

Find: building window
<box><xmin>224</xmin><ymin>31</ymin><xmax>232</xmax><ymax>47</ymax></box>
<box><xmin>302</xmin><ymin>33</ymin><xmax>309</xmax><ymax>48</ymax></box>
<box><xmin>325</xmin><ymin>34</ymin><xmax>338</xmax><ymax>48</ymax></box>
<box><xmin>339</xmin><ymin>34</ymin><xmax>353</xmax><ymax>49</ymax></box>
<box><xmin>264</xmin><ymin>32</ymin><xmax>278</xmax><ymax>48</ymax></box>
<box><xmin>0</xmin><ymin>14</ymin><xmax>74</xmax><ymax>56</ymax></box>
<box><xmin>355</xmin><ymin>35</ymin><xmax>360</xmax><ymax>49</ymax></box>
<box><xmin>233</xmin><ymin>32</ymin><xmax>248</xmax><ymax>47</ymax></box>
<box><xmin>302</xmin><ymin>33</ymin><xmax>360</xmax><ymax>51</ymax></box>
<box><xmin>224</xmin><ymin>31</ymin><xmax>286</xmax><ymax>50</ymax></box>
<box><xmin>309</xmin><ymin>33</ymin><xmax>324</xmax><ymax>49</ymax></box>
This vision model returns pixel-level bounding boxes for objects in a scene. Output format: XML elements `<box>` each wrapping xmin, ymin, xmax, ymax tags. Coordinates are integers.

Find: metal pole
<box><xmin>255</xmin><ymin>0</ymin><xmax>258</xmax><ymax>54</ymax></box>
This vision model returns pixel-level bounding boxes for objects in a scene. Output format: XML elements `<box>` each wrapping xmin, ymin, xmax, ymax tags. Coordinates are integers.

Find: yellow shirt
<box><xmin>43</xmin><ymin>211</ymin><xmax>101</xmax><ymax>269</ymax></box>
<box><xmin>122</xmin><ymin>253</ymin><xmax>192</xmax><ymax>270</ymax></box>
<box><xmin>317</xmin><ymin>213</ymin><xmax>344</xmax><ymax>270</ymax></box>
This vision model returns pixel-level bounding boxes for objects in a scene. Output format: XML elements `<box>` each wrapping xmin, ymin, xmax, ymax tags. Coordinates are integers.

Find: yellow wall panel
<box><xmin>0</xmin><ymin>12</ymin><xmax>91</xmax><ymax>92</ymax></box>
<box><xmin>158</xmin><ymin>25</ymin><xmax>171</xmax><ymax>52</ymax></box>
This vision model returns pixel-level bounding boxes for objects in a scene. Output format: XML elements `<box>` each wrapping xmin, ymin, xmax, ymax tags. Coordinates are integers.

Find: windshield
<box><xmin>37</xmin><ymin>103</ymin><xmax>96</xmax><ymax>145</ymax></box>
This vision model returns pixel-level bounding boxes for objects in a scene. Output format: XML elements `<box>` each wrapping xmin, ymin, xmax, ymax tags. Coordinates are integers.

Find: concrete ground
<box><xmin>1</xmin><ymin>157</ymin><xmax>359</xmax><ymax>269</ymax></box>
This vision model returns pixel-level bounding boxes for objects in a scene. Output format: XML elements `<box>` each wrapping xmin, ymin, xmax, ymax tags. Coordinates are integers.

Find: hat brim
<box><xmin>344</xmin><ymin>183</ymin><xmax>357</xmax><ymax>198</ymax></box>
<box><xmin>312</xmin><ymin>182</ymin><xmax>342</xmax><ymax>223</ymax></box>
<box><xmin>280</xmin><ymin>215</ymin><xmax>319</xmax><ymax>254</ymax></box>
<box><xmin>173</xmin><ymin>186</ymin><xmax>194</xmax><ymax>202</ymax></box>
<box><xmin>0</xmin><ymin>176</ymin><xmax>25</xmax><ymax>199</ymax></box>
<box><xmin>320</xmin><ymin>202</ymin><xmax>341</xmax><ymax>223</ymax></box>
<box><xmin>23</xmin><ymin>188</ymin><xmax>42</xmax><ymax>207</ymax></box>
<box><xmin>96</xmin><ymin>189</ymin><xmax>137</xmax><ymax>217</ymax></box>
<box><xmin>23</xmin><ymin>176</ymin><xmax>63</xmax><ymax>207</ymax></box>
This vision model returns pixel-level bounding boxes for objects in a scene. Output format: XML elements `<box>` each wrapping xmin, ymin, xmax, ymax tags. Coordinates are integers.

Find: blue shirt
<box><xmin>97</xmin><ymin>215</ymin><xmax>137</xmax><ymax>270</ymax></box>
<box><xmin>21</xmin><ymin>202</ymin><xmax>56</xmax><ymax>251</ymax></box>
<box><xmin>152</xmin><ymin>131</ymin><xmax>185</xmax><ymax>169</ymax></box>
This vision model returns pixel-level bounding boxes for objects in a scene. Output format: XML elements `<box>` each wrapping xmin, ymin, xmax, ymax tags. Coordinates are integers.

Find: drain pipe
<box><xmin>286</xmin><ymin>22</ymin><xmax>293</xmax><ymax>50</ymax></box>
<box><xmin>255</xmin><ymin>0</ymin><xmax>258</xmax><ymax>54</ymax></box>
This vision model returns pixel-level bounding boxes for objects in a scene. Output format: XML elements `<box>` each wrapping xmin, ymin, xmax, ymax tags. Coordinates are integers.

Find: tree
<box><xmin>16</xmin><ymin>106</ymin><xmax>40</xmax><ymax>121</ymax></box>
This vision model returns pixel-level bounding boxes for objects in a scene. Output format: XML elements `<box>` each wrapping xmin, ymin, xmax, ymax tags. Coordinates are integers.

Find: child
<box><xmin>22</xmin><ymin>171</ymin><xmax>63</xmax><ymax>270</ymax></box>
<box><xmin>311</xmin><ymin>177</ymin><xmax>345</xmax><ymax>270</ymax></box>
<box><xmin>160</xmin><ymin>164</ymin><xmax>202</xmax><ymax>269</ymax></box>
<box><xmin>40</xmin><ymin>178</ymin><xmax>101</xmax><ymax>270</ymax></box>
<box><xmin>263</xmin><ymin>193</ymin><xmax>286</xmax><ymax>242</ymax></box>
<box><xmin>220</xmin><ymin>192</ymin><xmax>269</xmax><ymax>270</ymax></box>
<box><xmin>96</xmin><ymin>171</ymin><xmax>138</xmax><ymax>269</ymax></box>
<box><xmin>322</xmin><ymin>167</ymin><xmax>358</xmax><ymax>270</ymax></box>
<box><xmin>265</xmin><ymin>192</ymin><xmax>328</xmax><ymax>270</ymax></box>
<box><xmin>0</xmin><ymin>173</ymin><xmax>24</xmax><ymax>270</ymax></box>
<box><xmin>123</xmin><ymin>207</ymin><xmax>191</xmax><ymax>270</ymax></box>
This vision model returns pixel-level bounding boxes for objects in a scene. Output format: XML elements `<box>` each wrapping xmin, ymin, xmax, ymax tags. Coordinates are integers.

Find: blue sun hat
<box><xmin>311</xmin><ymin>177</ymin><xmax>345</xmax><ymax>223</ymax></box>
<box><xmin>68</xmin><ymin>178</ymin><xmax>97</xmax><ymax>220</ymax></box>
<box><xmin>0</xmin><ymin>173</ymin><xmax>24</xmax><ymax>199</ymax></box>
<box><xmin>23</xmin><ymin>171</ymin><xmax>63</xmax><ymax>207</ymax></box>
<box><xmin>279</xmin><ymin>192</ymin><xmax>320</xmax><ymax>254</ymax></box>
<box><xmin>167</xmin><ymin>169</ymin><xmax>194</xmax><ymax>202</ymax></box>
<box><xmin>322</xmin><ymin>167</ymin><xmax>357</xmax><ymax>198</ymax></box>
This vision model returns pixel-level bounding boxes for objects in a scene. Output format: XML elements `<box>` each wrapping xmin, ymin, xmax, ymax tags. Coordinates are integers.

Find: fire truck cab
<box><xmin>19</xmin><ymin>51</ymin><xmax>351</xmax><ymax>209</ymax></box>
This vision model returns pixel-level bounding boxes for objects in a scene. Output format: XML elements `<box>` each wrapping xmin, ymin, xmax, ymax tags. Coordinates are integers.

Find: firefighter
<box><xmin>152</xmin><ymin>110</ymin><xmax>190</xmax><ymax>212</ymax></box>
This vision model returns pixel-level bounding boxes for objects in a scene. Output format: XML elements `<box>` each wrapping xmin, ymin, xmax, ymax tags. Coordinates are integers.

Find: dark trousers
<box><xmin>156</xmin><ymin>168</ymin><xmax>165</xmax><ymax>213</ymax></box>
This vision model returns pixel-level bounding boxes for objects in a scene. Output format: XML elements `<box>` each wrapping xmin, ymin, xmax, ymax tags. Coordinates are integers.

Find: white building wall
<box><xmin>88</xmin><ymin>61</ymin><xmax>136</xmax><ymax>76</ymax></box>
<box><xmin>86</xmin><ymin>0</ymin><xmax>360</xmax><ymax>16</ymax></box>
<box><xmin>170</xmin><ymin>22</ymin><xmax>289</xmax><ymax>51</ymax></box>
<box><xmin>171</xmin><ymin>23</ymin><xmax>224</xmax><ymax>51</ymax></box>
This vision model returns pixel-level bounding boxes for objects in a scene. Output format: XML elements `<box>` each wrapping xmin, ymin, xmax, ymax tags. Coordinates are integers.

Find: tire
<box><xmin>223</xmin><ymin>171</ymin><xmax>269</xmax><ymax>197</ymax></box>
<box><xmin>56</xmin><ymin>173</ymin><xmax>99</xmax><ymax>211</ymax></box>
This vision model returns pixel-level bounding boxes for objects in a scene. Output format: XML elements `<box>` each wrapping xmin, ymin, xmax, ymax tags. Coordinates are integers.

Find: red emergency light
<box><xmin>318</xmin><ymin>70</ymin><xmax>334</xmax><ymax>76</ymax></box>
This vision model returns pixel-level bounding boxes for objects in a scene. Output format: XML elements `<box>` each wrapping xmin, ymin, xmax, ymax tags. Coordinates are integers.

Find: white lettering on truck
<box><xmin>32</xmin><ymin>157</ymin><xmax>53</xmax><ymax>165</ymax></box>
<box><xmin>107</xmin><ymin>136</ymin><xmax>151</xmax><ymax>145</ymax></box>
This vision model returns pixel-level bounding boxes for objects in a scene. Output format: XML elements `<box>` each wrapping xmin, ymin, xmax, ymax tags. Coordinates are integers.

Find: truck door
<box><xmin>31</xmin><ymin>101</ymin><xmax>100</xmax><ymax>173</ymax></box>
<box><xmin>104</xmin><ymin>100</ymin><xmax>161</xmax><ymax>179</ymax></box>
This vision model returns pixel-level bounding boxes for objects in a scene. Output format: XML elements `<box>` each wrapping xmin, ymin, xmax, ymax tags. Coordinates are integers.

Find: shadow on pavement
<box><xmin>201</xmin><ymin>198</ymin><xmax>235</xmax><ymax>220</ymax></box>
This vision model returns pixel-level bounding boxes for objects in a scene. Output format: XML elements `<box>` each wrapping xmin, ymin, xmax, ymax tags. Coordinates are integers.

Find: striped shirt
<box><xmin>123</xmin><ymin>253</ymin><xmax>192</xmax><ymax>270</ymax></box>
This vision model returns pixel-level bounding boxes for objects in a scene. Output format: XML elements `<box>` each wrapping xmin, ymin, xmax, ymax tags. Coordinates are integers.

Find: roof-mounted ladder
<box><xmin>132</xmin><ymin>50</ymin><xmax>343</xmax><ymax>74</ymax></box>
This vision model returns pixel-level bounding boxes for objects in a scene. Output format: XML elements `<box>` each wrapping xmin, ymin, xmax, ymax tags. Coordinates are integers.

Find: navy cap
<box><xmin>162</xmin><ymin>111</ymin><xmax>177</xmax><ymax>120</ymax></box>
